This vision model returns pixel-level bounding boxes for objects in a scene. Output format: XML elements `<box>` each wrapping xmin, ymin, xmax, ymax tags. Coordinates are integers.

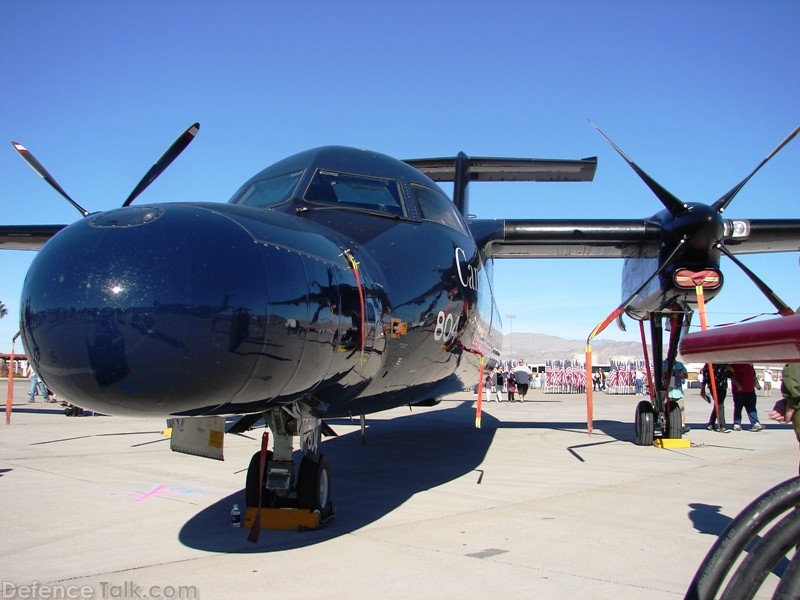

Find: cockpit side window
<box><xmin>411</xmin><ymin>184</ymin><xmax>469</xmax><ymax>235</ymax></box>
<box><xmin>229</xmin><ymin>170</ymin><xmax>304</xmax><ymax>208</ymax></box>
<box><xmin>305</xmin><ymin>170</ymin><xmax>405</xmax><ymax>216</ymax></box>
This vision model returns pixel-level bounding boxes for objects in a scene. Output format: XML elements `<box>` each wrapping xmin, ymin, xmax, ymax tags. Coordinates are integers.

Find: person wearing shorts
<box><xmin>513</xmin><ymin>359</ymin><xmax>531</xmax><ymax>402</ymax></box>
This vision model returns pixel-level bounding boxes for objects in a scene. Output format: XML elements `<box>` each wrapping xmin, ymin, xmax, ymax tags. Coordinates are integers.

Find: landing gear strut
<box><xmin>633</xmin><ymin>312</ymin><xmax>687</xmax><ymax>446</ymax></box>
<box><xmin>244</xmin><ymin>402</ymin><xmax>335</xmax><ymax>522</ymax></box>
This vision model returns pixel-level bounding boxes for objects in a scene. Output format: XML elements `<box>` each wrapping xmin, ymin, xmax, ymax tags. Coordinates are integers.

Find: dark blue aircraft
<box><xmin>4</xmin><ymin>123</ymin><xmax>799</xmax><ymax>518</ymax></box>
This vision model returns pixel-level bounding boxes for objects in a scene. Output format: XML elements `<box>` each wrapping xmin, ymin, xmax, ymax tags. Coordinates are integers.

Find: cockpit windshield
<box><xmin>229</xmin><ymin>170</ymin><xmax>304</xmax><ymax>208</ymax></box>
<box><xmin>305</xmin><ymin>170</ymin><xmax>405</xmax><ymax>216</ymax></box>
<box><xmin>412</xmin><ymin>184</ymin><xmax>469</xmax><ymax>235</ymax></box>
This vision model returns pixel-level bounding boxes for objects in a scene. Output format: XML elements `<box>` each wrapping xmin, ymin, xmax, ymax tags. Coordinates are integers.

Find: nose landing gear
<box><xmin>244</xmin><ymin>402</ymin><xmax>336</xmax><ymax>531</ymax></box>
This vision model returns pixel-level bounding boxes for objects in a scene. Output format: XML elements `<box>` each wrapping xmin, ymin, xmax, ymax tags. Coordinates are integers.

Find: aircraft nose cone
<box><xmin>21</xmin><ymin>204</ymin><xmax>269</xmax><ymax>416</ymax></box>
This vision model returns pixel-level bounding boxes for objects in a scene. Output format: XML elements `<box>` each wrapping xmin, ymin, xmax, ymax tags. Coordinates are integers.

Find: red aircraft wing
<box><xmin>680</xmin><ymin>314</ymin><xmax>800</xmax><ymax>363</ymax></box>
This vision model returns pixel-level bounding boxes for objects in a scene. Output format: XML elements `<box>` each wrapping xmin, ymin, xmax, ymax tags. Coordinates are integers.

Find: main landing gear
<box><xmin>245</xmin><ymin>402</ymin><xmax>335</xmax><ymax>525</ymax></box>
<box><xmin>633</xmin><ymin>312</ymin><xmax>686</xmax><ymax>446</ymax></box>
<box><xmin>634</xmin><ymin>395</ymin><xmax>683</xmax><ymax>446</ymax></box>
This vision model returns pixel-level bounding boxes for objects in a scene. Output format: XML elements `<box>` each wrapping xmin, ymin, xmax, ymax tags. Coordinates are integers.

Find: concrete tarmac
<box><xmin>1</xmin><ymin>381</ymin><xmax>798</xmax><ymax>599</ymax></box>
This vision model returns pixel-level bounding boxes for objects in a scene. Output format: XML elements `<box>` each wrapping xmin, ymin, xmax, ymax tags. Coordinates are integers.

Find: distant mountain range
<box><xmin>501</xmin><ymin>332</ymin><xmax>647</xmax><ymax>365</ymax></box>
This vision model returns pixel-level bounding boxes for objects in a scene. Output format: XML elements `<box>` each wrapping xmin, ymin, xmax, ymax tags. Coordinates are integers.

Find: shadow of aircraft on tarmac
<box><xmin>177</xmin><ymin>400</ymin><xmax>647</xmax><ymax>553</ymax></box>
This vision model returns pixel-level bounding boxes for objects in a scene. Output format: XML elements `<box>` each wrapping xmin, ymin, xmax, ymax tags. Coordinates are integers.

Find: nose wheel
<box><xmin>245</xmin><ymin>450</ymin><xmax>279</xmax><ymax>508</ymax></box>
<box><xmin>298</xmin><ymin>454</ymin><xmax>334</xmax><ymax>519</ymax></box>
<box><xmin>665</xmin><ymin>403</ymin><xmax>683</xmax><ymax>439</ymax></box>
<box><xmin>634</xmin><ymin>400</ymin><xmax>654</xmax><ymax>446</ymax></box>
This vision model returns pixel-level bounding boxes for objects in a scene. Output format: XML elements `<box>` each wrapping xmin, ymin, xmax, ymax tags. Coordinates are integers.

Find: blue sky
<box><xmin>0</xmin><ymin>1</ymin><xmax>798</xmax><ymax>353</ymax></box>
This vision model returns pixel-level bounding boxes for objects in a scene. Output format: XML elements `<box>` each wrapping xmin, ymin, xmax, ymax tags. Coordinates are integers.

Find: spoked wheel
<box><xmin>297</xmin><ymin>454</ymin><xmax>333</xmax><ymax>519</ymax></box>
<box><xmin>245</xmin><ymin>450</ymin><xmax>278</xmax><ymax>508</ymax></box>
<box><xmin>634</xmin><ymin>400</ymin><xmax>655</xmax><ymax>446</ymax></box>
<box><xmin>665</xmin><ymin>403</ymin><xmax>683</xmax><ymax>439</ymax></box>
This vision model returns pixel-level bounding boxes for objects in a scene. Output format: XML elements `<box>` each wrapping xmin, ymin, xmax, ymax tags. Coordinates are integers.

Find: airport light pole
<box><xmin>505</xmin><ymin>314</ymin><xmax>516</xmax><ymax>364</ymax></box>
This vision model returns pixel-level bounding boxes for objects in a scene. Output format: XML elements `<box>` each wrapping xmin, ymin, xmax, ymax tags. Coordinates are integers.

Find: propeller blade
<box><xmin>121</xmin><ymin>122</ymin><xmax>200</xmax><ymax>208</ymax></box>
<box><xmin>11</xmin><ymin>142</ymin><xmax>89</xmax><ymax>217</ymax></box>
<box><xmin>589</xmin><ymin>121</ymin><xmax>687</xmax><ymax>216</ymax></box>
<box><xmin>717</xmin><ymin>244</ymin><xmax>795</xmax><ymax>316</ymax></box>
<box><xmin>712</xmin><ymin>125</ymin><xmax>800</xmax><ymax>214</ymax></box>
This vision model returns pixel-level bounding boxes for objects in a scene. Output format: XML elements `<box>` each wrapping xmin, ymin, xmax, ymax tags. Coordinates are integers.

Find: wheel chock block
<box><xmin>244</xmin><ymin>507</ymin><xmax>321</xmax><ymax>531</ymax></box>
<box><xmin>654</xmin><ymin>438</ymin><xmax>691</xmax><ymax>449</ymax></box>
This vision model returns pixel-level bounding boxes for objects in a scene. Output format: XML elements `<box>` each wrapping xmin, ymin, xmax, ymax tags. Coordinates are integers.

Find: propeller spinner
<box><xmin>592</xmin><ymin>122</ymin><xmax>798</xmax><ymax>319</ymax></box>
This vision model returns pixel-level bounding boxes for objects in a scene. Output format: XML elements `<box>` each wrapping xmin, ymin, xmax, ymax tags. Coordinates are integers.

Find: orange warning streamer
<box><xmin>585</xmin><ymin>307</ymin><xmax>625</xmax><ymax>435</ymax></box>
<box><xmin>695</xmin><ymin>284</ymin><xmax>724</xmax><ymax>429</ymax></box>
<box><xmin>5</xmin><ymin>333</ymin><xmax>19</xmax><ymax>425</ymax></box>
<box><xmin>475</xmin><ymin>357</ymin><xmax>485</xmax><ymax>429</ymax></box>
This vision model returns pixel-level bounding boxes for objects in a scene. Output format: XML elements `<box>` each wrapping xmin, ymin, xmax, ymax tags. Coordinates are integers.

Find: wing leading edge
<box><xmin>405</xmin><ymin>155</ymin><xmax>598</xmax><ymax>183</ymax></box>
<box><xmin>0</xmin><ymin>225</ymin><xmax>67</xmax><ymax>251</ymax></box>
<box><xmin>3</xmin><ymin>218</ymin><xmax>798</xmax><ymax>258</ymax></box>
<box><xmin>470</xmin><ymin>218</ymin><xmax>800</xmax><ymax>260</ymax></box>
<box><xmin>470</xmin><ymin>219</ymin><xmax>657</xmax><ymax>259</ymax></box>
<box><xmin>405</xmin><ymin>153</ymin><xmax>597</xmax><ymax>216</ymax></box>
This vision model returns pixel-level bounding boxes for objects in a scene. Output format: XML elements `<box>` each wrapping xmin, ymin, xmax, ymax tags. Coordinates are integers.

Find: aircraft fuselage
<box><xmin>21</xmin><ymin>147</ymin><xmax>501</xmax><ymax>419</ymax></box>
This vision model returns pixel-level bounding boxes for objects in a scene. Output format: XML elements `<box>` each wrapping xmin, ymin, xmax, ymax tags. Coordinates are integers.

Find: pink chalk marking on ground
<box><xmin>108</xmin><ymin>484</ymin><xmax>209</xmax><ymax>502</ymax></box>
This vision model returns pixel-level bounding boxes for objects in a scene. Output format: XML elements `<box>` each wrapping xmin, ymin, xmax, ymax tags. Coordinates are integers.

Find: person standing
<box><xmin>483</xmin><ymin>371</ymin><xmax>492</xmax><ymax>400</ymax></box>
<box><xmin>496</xmin><ymin>368</ymin><xmax>505</xmax><ymax>402</ymax></box>
<box><xmin>28</xmin><ymin>373</ymin><xmax>40</xmax><ymax>403</ymax></box>
<box><xmin>513</xmin><ymin>359</ymin><xmax>532</xmax><ymax>402</ymax></box>
<box><xmin>663</xmin><ymin>359</ymin><xmax>689</xmax><ymax>433</ymax></box>
<box><xmin>768</xmin><ymin>363</ymin><xmax>800</xmax><ymax>474</ymax></box>
<box><xmin>700</xmin><ymin>362</ymin><xmax>731</xmax><ymax>432</ymax></box>
<box><xmin>634</xmin><ymin>368</ymin><xmax>644</xmax><ymax>395</ymax></box>
<box><xmin>762</xmin><ymin>366</ymin><xmax>774</xmax><ymax>397</ymax></box>
<box><xmin>488</xmin><ymin>367</ymin><xmax>502</xmax><ymax>402</ymax></box>
<box><xmin>506</xmin><ymin>369</ymin><xmax>517</xmax><ymax>403</ymax></box>
<box><xmin>28</xmin><ymin>372</ymin><xmax>51</xmax><ymax>403</ymax></box>
<box><xmin>731</xmin><ymin>363</ymin><xmax>764</xmax><ymax>431</ymax></box>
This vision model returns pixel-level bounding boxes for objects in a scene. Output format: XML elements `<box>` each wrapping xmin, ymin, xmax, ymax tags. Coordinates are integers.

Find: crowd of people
<box><xmin>661</xmin><ymin>358</ymin><xmax>800</xmax><ymax>473</ymax></box>
<box><xmin>482</xmin><ymin>359</ymin><xmax>799</xmax><ymax>442</ymax></box>
<box><xmin>695</xmin><ymin>362</ymin><xmax>769</xmax><ymax>433</ymax></box>
<box><xmin>695</xmin><ymin>360</ymin><xmax>800</xmax><ymax>474</ymax></box>
<box><xmin>691</xmin><ymin>362</ymin><xmax>795</xmax><ymax>433</ymax></box>
<box><xmin>483</xmin><ymin>359</ymin><xmax>539</xmax><ymax>403</ymax></box>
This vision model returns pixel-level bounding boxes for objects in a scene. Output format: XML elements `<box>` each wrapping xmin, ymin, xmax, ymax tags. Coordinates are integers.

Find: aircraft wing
<box><xmin>405</xmin><ymin>156</ymin><xmax>598</xmax><ymax>182</ymax></box>
<box><xmin>470</xmin><ymin>218</ymin><xmax>660</xmax><ymax>259</ymax></box>
<box><xmin>0</xmin><ymin>225</ymin><xmax>66</xmax><ymax>250</ymax></box>
<box><xmin>679</xmin><ymin>313</ymin><xmax>800</xmax><ymax>363</ymax></box>
<box><xmin>470</xmin><ymin>218</ymin><xmax>800</xmax><ymax>259</ymax></box>
<box><xmin>723</xmin><ymin>219</ymin><xmax>800</xmax><ymax>254</ymax></box>
<box><xmin>2</xmin><ymin>217</ymin><xmax>797</xmax><ymax>258</ymax></box>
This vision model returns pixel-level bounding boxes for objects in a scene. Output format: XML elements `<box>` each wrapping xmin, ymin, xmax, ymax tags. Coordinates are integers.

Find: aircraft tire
<box><xmin>634</xmin><ymin>400</ymin><xmax>654</xmax><ymax>446</ymax></box>
<box><xmin>297</xmin><ymin>454</ymin><xmax>333</xmax><ymax>518</ymax></box>
<box><xmin>665</xmin><ymin>403</ymin><xmax>683</xmax><ymax>439</ymax></box>
<box><xmin>245</xmin><ymin>450</ymin><xmax>277</xmax><ymax>508</ymax></box>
